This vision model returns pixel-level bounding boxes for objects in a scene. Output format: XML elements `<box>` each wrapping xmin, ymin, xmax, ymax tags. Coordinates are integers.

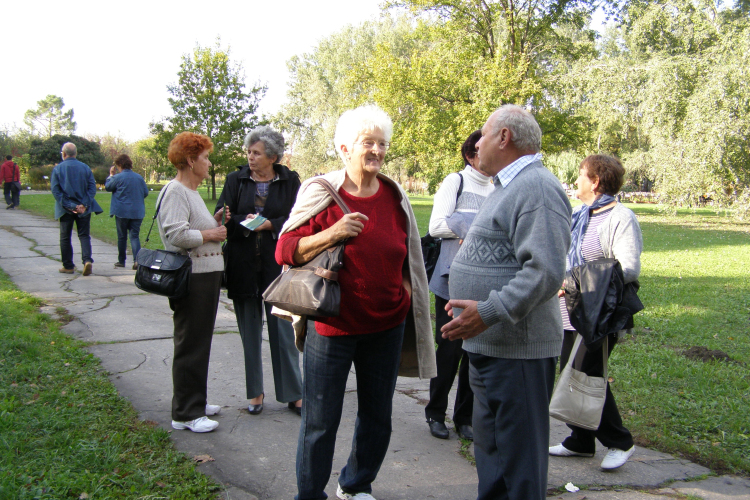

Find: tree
<box><xmin>28</xmin><ymin>135</ymin><xmax>105</xmax><ymax>168</ymax></box>
<box><xmin>167</xmin><ymin>40</ymin><xmax>266</xmax><ymax>199</ymax></box>
<box><xmin>23</xmin><ymin>95</ymin><xmax>77</xmax><ymax>138</ymax></box>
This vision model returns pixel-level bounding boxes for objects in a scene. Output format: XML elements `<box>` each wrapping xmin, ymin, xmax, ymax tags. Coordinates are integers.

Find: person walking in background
<box><xmin>424</xmin><ymin>130</ymin><xmax>494</xmax><ymax>441</ymax></box>
<box><xmin>1</xmin><ymin>155</ymin><xmax>21</xmax><ymax>209</ymax></box>
<box><xmin>215</xmin><ymin>126</ymin><xmax>303</xmax><ymax>416</ymax></box>
<box><xmin>549</xmin><ymin>154</ymin><xmax>643</xmax><ymax>470</ymax></box>
<box><xmin>51</xmin><ymin>142</ymin><xmax>103</xmax><ymax>276</ymax></box>
<box><xmin>157</xmin><ymin>132</ymin><xmax>228</xmax><ymax>433</ymax></box>
<box><xmin>441</xmin><ymin>105</ymin><xmax>571</xmax><ymax>500</ymax></box>
<box><xmin>106</xmin><ymin>154</ymin><xmax>149</xmax><ymax>270</ymax></box>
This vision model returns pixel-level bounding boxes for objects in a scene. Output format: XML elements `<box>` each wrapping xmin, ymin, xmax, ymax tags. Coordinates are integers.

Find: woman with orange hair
<box><xmin>156</xmin><ymin>132</ymin><xmax>229</xmax><ymax>433</ymax></box>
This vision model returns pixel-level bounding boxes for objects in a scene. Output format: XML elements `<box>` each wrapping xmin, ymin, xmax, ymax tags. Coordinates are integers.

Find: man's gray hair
<box><xmin>334</xmin><ymin>105</ymin><xmax>393</xmax><ymax>164</ymax></box>
<box><xmin>243</xmin><ymin>126</ymin><xmax>285</xmax><ymax>162</ymax></box>
<box><xmin>61</xmin><ymin>142</ymin><xmax>77</xmax><ymax>157</ymax></box>
<box><xmin>491</xmin><ymin>104</ymin><xmax>542</xmax><ymax>153</ymax></box>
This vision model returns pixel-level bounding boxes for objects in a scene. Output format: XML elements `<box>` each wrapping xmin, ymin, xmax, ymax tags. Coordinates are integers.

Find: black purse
<box><xmin>134</xmin><ymin>183</ymin><xmax>192</xmax><ymax>299</ymax></box>
<box><xmin>262</xmin><ymin>179</ymin><xmax>349</xmax><ymax>317</ymax></box>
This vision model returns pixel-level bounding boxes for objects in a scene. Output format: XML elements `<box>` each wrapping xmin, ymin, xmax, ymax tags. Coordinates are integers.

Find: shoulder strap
<box><xmin>310</xmin><ymin>178</ymin><xmax>352</xmax><ymax>214</ymax></box>
<box><xmin>145</xmin><ymin>181</ymin><xmax>175</xmax><ymax>243</ymax></box>
<box><xmin>456</xmin><ymin>172</ymin><xmax>464</xmax><ymax>200</ymax></box>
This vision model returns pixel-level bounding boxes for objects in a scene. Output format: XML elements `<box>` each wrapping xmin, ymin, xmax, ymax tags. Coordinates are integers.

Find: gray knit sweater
<box><xmin>448</xmin><ymin>161</ymin><xmax>572</xmax><ymax>359</ymax></box>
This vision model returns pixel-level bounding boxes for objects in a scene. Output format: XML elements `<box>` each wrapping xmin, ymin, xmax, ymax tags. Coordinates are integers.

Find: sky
<box><xmin>1</xmin><ymin>0</ymin><xmax>385</xmax><ymax>142</ymax></box>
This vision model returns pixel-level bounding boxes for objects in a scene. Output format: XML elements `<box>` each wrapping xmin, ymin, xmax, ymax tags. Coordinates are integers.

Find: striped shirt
<box><xmin>495</xmin><ymin>153</ymin><xmax>543</xmax><ymax>188</ymax></box>
<box><xmin>560</xmin><ymin>206</ymin><xmax>614</xmax><ymax>330</ymax></box>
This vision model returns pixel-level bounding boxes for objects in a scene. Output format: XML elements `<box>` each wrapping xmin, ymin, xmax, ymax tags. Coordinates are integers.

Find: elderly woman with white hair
<box><xmin>216</xmin><ymin>125</ymin><xmax>303</xmax><ymax>416</ymax></box>
<box><xmin>276</xmin><ymin>105</ymin><xmax>436</xmax><ymax>500</ymax></box>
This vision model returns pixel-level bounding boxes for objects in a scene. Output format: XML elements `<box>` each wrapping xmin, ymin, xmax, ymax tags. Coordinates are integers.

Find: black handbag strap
<box><xmin>309</xmin><ymin>178</ymin><xmax>352</xmax><ymax>214</ymax></box>
<box><xmin>145</xmin><ymin>181</ymin><xmax>178</xmax><ymax>243</ymax></box>
<box><xmin>568</xmin><ymin>333</ymin><xmax>608</xmax><ymax>379</ymax></box>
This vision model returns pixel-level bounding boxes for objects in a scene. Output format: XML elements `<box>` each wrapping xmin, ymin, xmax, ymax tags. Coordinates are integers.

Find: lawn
<box><xmin>0</xmin><ymin>271</ymin><xmax>220</xmax><ymax>499</ymax></box>
<box><xmin>12</xmin><ymin>190</ymin><xmax>750</xmax><ymax>475</ymax></box>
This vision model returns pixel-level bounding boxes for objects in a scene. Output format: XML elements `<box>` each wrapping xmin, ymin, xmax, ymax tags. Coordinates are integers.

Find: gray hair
<box><xmin>490</xmin><ymin>104</ymin><xmax>542</xmax><ymax>153</ymax></box>
<box><xmin>61</xmin><ymin>142</ymin><xmax>77</xmax><ymax>157</ymax></box>
<box><xmin>243</xmin><ymin>126</ymin><xmax>285</xmax><ymax>163</ymax></box>
<box><xmin>334</xmin><ymin>105</ymin><xmax>393</xmax><ymax>164</ymax></box>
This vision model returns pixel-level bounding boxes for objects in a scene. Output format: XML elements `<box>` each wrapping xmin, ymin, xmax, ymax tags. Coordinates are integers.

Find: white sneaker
<box><xmin>336</xmin><ymin>483</ymin><xmax>376</xmax><ymax>500</ymax></box>
<box><xmin>601</xmin><ymin>446</ymin><xmax>635</xmax><ymax>470</ymax></box>
<box><xmin>549</xmin><ymin>443</ymin><xmax>595</xmax><ymax>457</ymax></box>
<box><xmin>205</xmin><ymin>404</ymin><xmax>221</xmax><ymax>416</ymax></box>
<box><xmin>171</xmin><ymin>416</ymin><xmax>219</xmax><ymax>433</ymax></box>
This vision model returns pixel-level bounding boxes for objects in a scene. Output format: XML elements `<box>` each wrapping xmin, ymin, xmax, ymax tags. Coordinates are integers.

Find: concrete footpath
<box><xmin>1</xmin><ymin>203</ymin><xmax>748</xmax><ymax>500</ymax></box>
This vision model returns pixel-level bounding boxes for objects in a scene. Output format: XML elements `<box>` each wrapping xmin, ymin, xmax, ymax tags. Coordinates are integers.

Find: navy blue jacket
<box><xmin>51</xmin><ymin>158</ymin><xmax>103</xmax><ymax>219</ymax></box>
<box><xmin>105</xmin><ymin>169</ymin><xmax>149</xmax><ymax>219</ymax></box>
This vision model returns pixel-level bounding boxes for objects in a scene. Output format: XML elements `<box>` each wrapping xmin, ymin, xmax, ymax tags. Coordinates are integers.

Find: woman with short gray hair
<box><xmin>216</xmin><ymin>125</ymin><xmax>303</xmax><ymax>416</ymax></box>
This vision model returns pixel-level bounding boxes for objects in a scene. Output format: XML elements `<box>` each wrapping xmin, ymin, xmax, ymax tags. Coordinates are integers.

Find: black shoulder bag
<box><xmin>421</xmin><ymin>172</ymin><xmax>463</xmax><ymax>281</ymax></box>
<box><xmin>134</xmin><ymin>182</ymin><xmax>192</xmax><ymax>299</ymax></box>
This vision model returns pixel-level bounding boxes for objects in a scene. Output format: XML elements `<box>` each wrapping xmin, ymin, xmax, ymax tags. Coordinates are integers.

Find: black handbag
<box><xmin>421</xmin><ymin>172</ymin><xmax>463</xmax><ymax>281</ymax></box>
<box><xmin>262</xmin><ymin>179</ymin><xmax>349</xmax><ymax>317</ymax></box>
<box><xmin>134</xmin><ymin>183</ymin><xmax>192</xmax><ymax>299</ymax></box>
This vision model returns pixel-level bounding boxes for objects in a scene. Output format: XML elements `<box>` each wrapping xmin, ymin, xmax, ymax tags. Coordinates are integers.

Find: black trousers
<box><xmin>425</xmin><ymin>295</ymin><xmax>473</xmax><ymax>426</ymax></box>
<box><xmin>469</xmin><ymin>353</ymin><xmax>556</xmax><ymax>500</ymax></box>
<box><xmin>560</xmin><ymin>330</ymin><xmax>634</xmax><ymax>453</ymax></box>
<box><xmin>169</xmin><ymin>271</ymin><xmax>223</xmax><ymax>421</ymax></box>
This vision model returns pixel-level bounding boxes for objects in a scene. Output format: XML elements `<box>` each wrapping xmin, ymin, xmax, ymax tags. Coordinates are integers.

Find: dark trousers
<box><xmin>425</xmin><ymin>294</ymin><xmax>473</xmax><ymax>426</ymax></box>
<box><xmin>560</xmin><ymin>330</ymin><xmax>634</xmax><ymax>453</ymax></box>
<box><xmin>169</xmin><ymin>271</ymin><xmax>222</xmax><ymax>421</ymax></box>
<box><xmin>469</xmin><ymin>353</ymin><xmax>556</xmax><ymax>500</ymax></box>
<box><xmin>296</xmin><ymin>320</ymin><xmax>405</xmax><ymax>500</ymax></box>
<box><xmin>4</xmin><ymin>182</ymin><xmax>19</xmax><ymax>207</ymax></box>
<box><xmin>115</xmin><ymin>216</ymin><xmax>142</xmax><ymax>265</ymax></box>
<box><xmin>59</xmin><ymin>213</ymin><xmax>92</xmax><ymax>269</ymax></box>
<box><xmin>233</xmin><ymin>296</ymin><xmax>302</xmax><ymax>402</ymax></box>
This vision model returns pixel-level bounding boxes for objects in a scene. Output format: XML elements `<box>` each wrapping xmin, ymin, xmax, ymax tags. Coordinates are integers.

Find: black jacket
<box><xmin>216</xmin><ymin>163</ymin><xmax>301</xmax><ymax>300</ymax></box>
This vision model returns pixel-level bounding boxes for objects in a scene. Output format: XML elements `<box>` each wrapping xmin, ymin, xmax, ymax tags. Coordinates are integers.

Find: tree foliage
<box><xmin>27</xmin><ymin>135</ymin><xmax>105</xmax><ymax>168</ymax></box>
<box><xmin>23</xmin><ymin>95</ymin><xmax>76</xmax><ymax>138</ymax></box>
<box><xmin>167</xmin><ymin>40</ymin><xmax>265</xmax><ymax>199</ymax></box>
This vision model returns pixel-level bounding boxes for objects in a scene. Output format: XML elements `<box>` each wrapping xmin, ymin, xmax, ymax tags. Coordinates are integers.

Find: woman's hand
<box><xmin>245</xmin><ymin>214</ymin><xmax>273</xmax><ymax>231</ymax></box>
<box><xmin>292</xmin><ymin>212</ymin><xmax>369</xmax><ymax>265</ymax></box>
<box><xmin>214</xmin><ymin>207</ymin><xmax>231</xmax><ymax>224</ymax></box>
<box><xmin>329</xmin><ymin>212</ymin><xmax>369</xmax><ymax>240</ymax></box>
<box><xmin>109</xmin><ymin>165</ymin><xmax>117</xmax><ymax>176</ymax></box>
<box><xmin>200</xmin><ymin>225</ymin><xmax>227</xmax><ymax>242</ymax></box>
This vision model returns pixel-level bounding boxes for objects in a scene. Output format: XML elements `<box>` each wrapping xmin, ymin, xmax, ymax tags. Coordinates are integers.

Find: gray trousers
<box><xmin>233</xmin><ymin>297</ymin><xmax>302</xmax><ymax>403</ymax></box>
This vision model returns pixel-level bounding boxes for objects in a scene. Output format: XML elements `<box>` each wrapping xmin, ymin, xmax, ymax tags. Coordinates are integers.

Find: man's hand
<box><xmin>75</xmin><ymin>205</ymin><xmax>86</xmax><ymax>214</ymax></box>
<box><xmin>441</xmin><ymin>299</ymin><xmax>488</xmax><ymax>341</ymax></box>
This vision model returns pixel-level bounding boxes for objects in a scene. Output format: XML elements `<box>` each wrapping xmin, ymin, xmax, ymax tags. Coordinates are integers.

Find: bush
<box><xmin>26</xmin><ymin>165</ymin><xmax>54</xmax><ymax>185</ymax></box>
<box><xmin>92</xmin><ymin>166</ymin><xmax>109</xmax><ymax>185</ymax></box>
<box><xmin>146</xmin><ymin>184</ymin><xmax>165</xmax><ymax>191</ymax></box>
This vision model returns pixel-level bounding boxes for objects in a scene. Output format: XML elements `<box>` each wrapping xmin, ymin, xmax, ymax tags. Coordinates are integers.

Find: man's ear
<box><xmin>498</xmin><ymin>127</ymin><xmax>511</xmax><ymax>148</ymax></box>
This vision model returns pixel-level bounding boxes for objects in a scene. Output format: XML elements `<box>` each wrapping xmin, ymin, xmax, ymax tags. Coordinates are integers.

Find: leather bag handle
<box><xmin>309</xmin><ymin>178</ymin><xmax>352</xmax><ymax>215</ymax></box>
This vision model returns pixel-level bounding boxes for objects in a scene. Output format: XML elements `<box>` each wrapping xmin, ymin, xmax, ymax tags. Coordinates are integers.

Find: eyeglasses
<box><xmin>355</xmin><ymin>139</ymin><xmax>390</xmax><ymax>150</ymax></box>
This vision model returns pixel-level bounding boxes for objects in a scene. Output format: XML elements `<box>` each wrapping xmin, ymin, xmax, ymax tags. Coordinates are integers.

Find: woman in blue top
<box><xmin>105</xmin><ymin>154</ymin><xmax>149</xmax><ymax>269</ymax></box>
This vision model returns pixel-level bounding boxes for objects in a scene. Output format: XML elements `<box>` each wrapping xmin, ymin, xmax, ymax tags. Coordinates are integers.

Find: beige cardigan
<box><xmin>275</xmin><ymin>169</ymin><xmax>437</xmax><ymax>379</ymax></box>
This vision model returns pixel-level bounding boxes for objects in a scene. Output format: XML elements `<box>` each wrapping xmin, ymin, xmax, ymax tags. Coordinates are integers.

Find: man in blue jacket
<box><xmin>105</xmin><ymin>154</ymin><xmax>148</xmax><ymax>269</ymax></box>
<box><xmin>51</xmin><ymin>142</ymin><xmax>103</xmax><ymax>276</ymax></box>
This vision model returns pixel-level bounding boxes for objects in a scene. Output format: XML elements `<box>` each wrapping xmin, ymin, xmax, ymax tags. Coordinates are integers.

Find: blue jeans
<box><xmin>115</xmin><ymin>217</ymin><xmax>142</xmax><ymax>265</ymax></box>
<box><xmin>296</xmin><ymin>320</ymin><xmax>405</xmax><ymax>500</ymax></box>
<box><xmin>59</xmin><ymin>213</ymin><xmax>92</xmax><ymax>269</ymax></box>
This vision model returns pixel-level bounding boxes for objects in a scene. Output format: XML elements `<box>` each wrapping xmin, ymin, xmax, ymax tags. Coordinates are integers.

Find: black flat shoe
<box><xmin>248</xmin><ymin>394</ymin><xmax>264</xmax><ymax>415</ymax></box>
<box><xmin>457</xmin><ymin>424</ymin><xmax>474</xmax><ymax>441</ymax></box>
<box><xmin>288</xmin><ymin>402</ymin><xmax>302</xmax><ymax>416</ymax></box>
<box><xmin>427</xmin><ymin>418</ymin><xmax>449</xmax><ymax>439</ymax></box>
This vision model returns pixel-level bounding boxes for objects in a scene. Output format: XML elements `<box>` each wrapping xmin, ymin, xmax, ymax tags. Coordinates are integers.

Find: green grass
<box><xmin>0</xmin><ymin>271</ymin><xmax>221</xmax><ymax>499</ymax></box>
<box><xmin>14</xmin><ymin>191</ymin><xmax>750</xmax><ymax>476</ymax></box>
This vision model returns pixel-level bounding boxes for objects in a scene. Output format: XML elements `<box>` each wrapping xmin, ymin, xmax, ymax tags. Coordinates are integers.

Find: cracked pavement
<box><xmin>1</xmin><ymin>204</ymin><xmax>748</xmax><ymax>500</ymax></box>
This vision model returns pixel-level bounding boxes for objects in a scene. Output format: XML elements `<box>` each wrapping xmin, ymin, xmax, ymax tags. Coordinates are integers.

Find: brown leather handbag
<box><xmin>262</xmin><ymin>179</ymin><xmax>350</xmax><ymax>317</ymax></box>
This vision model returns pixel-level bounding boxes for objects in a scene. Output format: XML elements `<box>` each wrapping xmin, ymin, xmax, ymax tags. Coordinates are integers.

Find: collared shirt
<box><xmin>495</xmin><ymin>152</ymin><xmax>543</xmax><ymax>188</ymax></box>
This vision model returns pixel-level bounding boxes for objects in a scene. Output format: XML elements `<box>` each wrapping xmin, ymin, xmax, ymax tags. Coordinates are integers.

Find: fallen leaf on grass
<box><xmin>79</xmin><ymin>493</ymin><xmax>89</xmax><ymax>499</ymax></box>
<box><xmin>193</xmin><ymin>455</ymin><xmax>214</xmax><ymax>464</ymax></box>
<box><xmin>156</xmin><ymin>481</ymin><xmax>167</xmax><ymax>488</ymax></box>
<box><xmin>565</xmin><ymin>482</ymin><xmax>579</xmax><ymax>492</ymax></box>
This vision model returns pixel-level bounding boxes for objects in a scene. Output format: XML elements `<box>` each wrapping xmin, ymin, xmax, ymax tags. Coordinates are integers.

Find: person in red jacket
<box><xmin>1</xmin><ymin>155</ymin><xmax>21</xmax><ymax>209</ymax></box>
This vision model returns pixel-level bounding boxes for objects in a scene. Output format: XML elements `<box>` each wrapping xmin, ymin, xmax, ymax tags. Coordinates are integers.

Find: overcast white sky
<box><xmin>1</xmin><ymin>0</ymin><xmax>384</xmax><ymax>142</ymax></box>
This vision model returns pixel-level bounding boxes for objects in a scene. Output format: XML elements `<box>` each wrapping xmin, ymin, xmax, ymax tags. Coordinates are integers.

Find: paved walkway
<box><xmin>1</xmin><ymin>202</ymin><xmax>748</xmax><ymax>500</ymax></box>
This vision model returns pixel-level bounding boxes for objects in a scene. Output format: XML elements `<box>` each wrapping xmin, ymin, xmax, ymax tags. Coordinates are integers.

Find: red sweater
<box><xmin>276</xmin><ymin>181</ymin><xmax>410</xmax><ymax>336</ymax></box>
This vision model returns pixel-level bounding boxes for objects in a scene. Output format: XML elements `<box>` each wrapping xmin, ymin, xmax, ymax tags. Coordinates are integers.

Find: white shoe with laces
<box><xmin>205</xmin><ymin>404</ymin><xmax>221</xmax><ymax>416</ymax></box>
<box><xmin>171</xmin><ymin>416</ymin><xmax>219</xmax><ymax>433</ymax></box>
<box><xmin>336</xmin><ymin>483</ymin><xmax>376</xmax><ymax>500</ymax></box>
<box><xmin>600</xmin><ymin>446</ymin><xmax>635</xmax><ymax>470</ymax></box>
<box><xmin>549</xmin><ymin>443</ymin><xmax>595</xmax><ymax>457</ymax></box>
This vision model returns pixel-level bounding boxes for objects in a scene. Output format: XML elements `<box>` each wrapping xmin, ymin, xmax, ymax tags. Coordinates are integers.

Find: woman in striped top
<box><xmin>549</xmin><ymin>154</ymin><xmax>643</xmax><ymax>471</ymax></box>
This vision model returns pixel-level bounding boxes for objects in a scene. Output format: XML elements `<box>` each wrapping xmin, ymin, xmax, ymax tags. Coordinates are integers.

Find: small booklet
<box><xmin>240</xmin><ymin>215</ymin><xmax>267</xmax><ymax>231</ymax></box>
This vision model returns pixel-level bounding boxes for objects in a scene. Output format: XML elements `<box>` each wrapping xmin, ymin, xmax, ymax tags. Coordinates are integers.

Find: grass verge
<box><xmin>0</xmin><ymin>270</ymin><xmax>220</xmax><ymax>499</ymax></box>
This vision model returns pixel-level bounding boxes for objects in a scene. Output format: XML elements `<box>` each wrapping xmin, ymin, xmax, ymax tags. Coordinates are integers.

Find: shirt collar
<box><xmin>495</xmin><ymin>153</ymin><xmax>543</xmax><ymax>188</ymax></box>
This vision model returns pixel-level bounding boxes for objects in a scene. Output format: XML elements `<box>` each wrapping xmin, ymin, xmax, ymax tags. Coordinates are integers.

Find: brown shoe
<box><xmin>82</xmin><ymin>262</ymin><xmax>93</xmax><ymax>276</ymax></box>
<box><xmin>132</xmin><ymin>262</ymin><xmax>138</xmax><ymax>270</ymax></box>
<box><xmin>59</xmin><ymin>267</ymin><xmax>75</xmax><ymax>274</ymax></box>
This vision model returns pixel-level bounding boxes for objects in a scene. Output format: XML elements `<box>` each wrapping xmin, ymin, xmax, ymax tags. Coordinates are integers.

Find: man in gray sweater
<box><xmin>442</xmin><ymin>105</ymin><xmax>572</xmax><ymax>500</ymax></box>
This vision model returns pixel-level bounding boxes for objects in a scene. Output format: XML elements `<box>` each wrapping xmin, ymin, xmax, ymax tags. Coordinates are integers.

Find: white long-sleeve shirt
<box><xmin>428</xmin><ymin>165</ymin><xmax>495</xmax><ymax>239</ymax></box>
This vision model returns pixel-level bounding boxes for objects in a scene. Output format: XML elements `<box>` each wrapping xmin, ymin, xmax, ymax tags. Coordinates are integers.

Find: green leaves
<box><xmin>23</xmin><ymin>95</ymin><xmax>76</xmax><ymax>139</ymax></box>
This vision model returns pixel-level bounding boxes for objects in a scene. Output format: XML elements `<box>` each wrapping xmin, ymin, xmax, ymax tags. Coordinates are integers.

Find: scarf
<box><xmin>567</xmin><ymin>194</ymin><xmax>617</xmax><ymax>270</ymax></box>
